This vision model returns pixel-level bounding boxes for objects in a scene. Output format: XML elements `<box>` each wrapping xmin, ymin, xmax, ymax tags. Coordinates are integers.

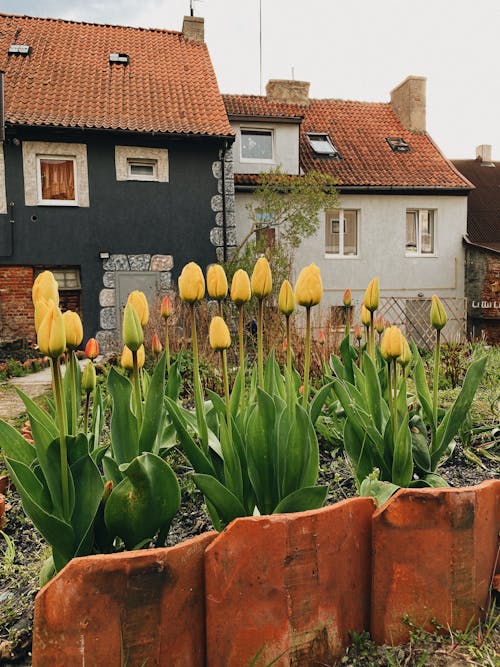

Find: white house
<box><xmin>223</xmin><ymin>77</ymin><xmax>472</xmax><ymax>342</ymax></box>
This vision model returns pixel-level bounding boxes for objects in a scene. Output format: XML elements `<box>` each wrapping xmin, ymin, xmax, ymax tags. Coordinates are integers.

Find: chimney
<box><xmin>265</xmin><ymin>79</ymin><xmax>310</xmax><ymax>105</ymax></box>
<box><xmin>182</xmin><ymin>15</ymin><xmax>204</xmax><ymax>42</ymax></box>
<box><xmin>390</xmin><ymin>75</ymin><xmax>426</xmax><ymax>133</ymax></box>
<box><xmin>476</xmin><ymin>144</ymin><xmax>493</xmax><ymax>164</ymax></box>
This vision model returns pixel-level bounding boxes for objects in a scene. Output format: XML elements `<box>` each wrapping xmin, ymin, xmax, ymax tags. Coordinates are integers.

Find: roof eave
<box><xmin>226</xmin><ymin>114</ymin><xmax>304</xmax><ymax>125</ymax></box>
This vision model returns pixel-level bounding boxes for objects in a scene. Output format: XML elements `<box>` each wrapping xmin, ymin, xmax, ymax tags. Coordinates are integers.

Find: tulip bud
<box><xmin>430</xmin><ymin>295</ymin><xmax>447</xmax><ymax>331</ymax></box>
<box><xmin>81</xmin><ymin>360</ymin><xmax>96</xmax><ymax>393</ymax></box>
<box><xmin>127</xmin><ymin>290</ymin><xmax>149</xmax><ymax>326</ymax></box>
<box><xmin>121</xmin><ymin>344</ymin><xmax>145</xmax><ymax>370</ymax></box>
<box><xmin>294</xmin><ymin>263</ymin><xmax>323</xmax><ymax>307</ymax></box>
<box><xmin>363</xmin><ymin>277</ymin><xmax>379</xmax><ymax>312</ymax></box>
<box><xmin>354</xmin><ymin>323</ymin><xmax>363</xmax><ymax>341</ymax></box>
<box><xmin>230</xmin><ymin>269</ymin><xmax>251</xmax><ymax>305</ymax></box>
<box><xmin>32</xmin><ymin>270</ymin><xmax>59</xmax><ymax>306</ymax></box>
<box><xmin>178</xmin><ymin>262</ymin><xmax>205</xmax><ymax>303</ymax></box>
<box><xmin>278</xmin><ymin>280</ymin><xmax>294</xmax><ymax>316</ymax></box>
<box><xmin>318</xmin><ymin>329</ymin><xmax>326</xmax><ymax>346</ymax></box>
<box><xmin>37</xmin><ymin>303</ymin><xmax>66</xmax><ymax>359</ymax></box>
<box><xmin>160</xmin><ymin>295</ymin><xmax>173</xmax><ymax>319</ymax></box>
<box><xmin>151</xmin><ymin>332</ymin><xmax>163</xmax><ymax>355</ymax></box>
<box><xmin>360</xmin><ymin>304</ymin><xmax>371</xmax><ymax>327</ymax></box>
<box><xmin>251</xmin><ymin>257</ymin><xmax>272</xmax><ymax>299</ymax></box>
<box><xmin>209</xmin><ymin>316</ymin><xmax>231</xmax><ymax>351</ymax></box>
<box><xmin>63</xmin><ymin>310</ymin><xmax>83</xmax><ymax>349</ymax></box>
<box><xmin>102</xmin><ymin>480</ymin><xmax>113</xmax><ymax>502</ymax></box>
<box><xmin>122</xmin><ymin>302</ymin><xmax>143</xmax><ymax>352</ymax></box>
<box><xmin>343</xmin><ymin>289</ymin><xmax>352</xmax><ymax>307</ymax></box>
<box><xmin>397</xmin><ymin>336</ymin><xmax>412</xmax><ymax>368</ymax></box>
<box><xmin>207</xmin><ymin>264</ymin><xmax>228</xmax><ymax>301</ymax></box>
<box><xmin>374</xmin><ymin>315</ymin><xmax>385</xmax><ymax>334</ymax></box>
<box><xmin>380</xmin><ymin>326</ymin><xmax>404</xmax><ymax>361</ymax></box>
<box><xmin>85</xmin><ymin>338</ymin><xmax>99</xmax><ymax>360</ymax></box>
<box><xmin>34</xmin><ymin>297</ymin><xmax>52</xmax><ymax>333</ymax></box>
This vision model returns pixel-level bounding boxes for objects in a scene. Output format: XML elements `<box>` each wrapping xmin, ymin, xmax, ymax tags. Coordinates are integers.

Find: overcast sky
<box><xmin>3</xmin><ymin>0</ymin><xmax>500</xmax><ymax>160</ymax></box>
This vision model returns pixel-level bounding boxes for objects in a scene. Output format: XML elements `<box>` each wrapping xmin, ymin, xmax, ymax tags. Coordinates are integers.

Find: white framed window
<box><xmin>36</xmin><ymin>155</ymin><xmax>78</xmax><ymax>205</ymax></box>
<box><xmin>325</xmin><ymin>209</ymin><xmax>358</xmax><ymax>257</ymax></box>
<box><xmin>307</xmin><ymin>133</ymin><xmax>340</xmax><ymax>158</ymax></box>
<box><xmin>406</xmin><ymin>209</ymin><xmax>436</xmax><ymax>255</ymax></box>
<box><xmin>240</xmin><ymin>129</ymin><xmax>274</xmax><ymax>161</ymax></box>
<box><xmin>115</xmin><ymin>146</ymin><xmax>168</xmax><ymax>182</ymax></box>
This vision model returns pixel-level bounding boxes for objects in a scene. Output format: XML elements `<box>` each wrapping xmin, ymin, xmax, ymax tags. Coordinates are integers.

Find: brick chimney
<box><xmin>390</xmin><ymin>76</ymin><xmax>426</xmax><ymax>133</ymax></box>
<box><xmin>476</xmin><ymin>144</ymin><xmax>493</xmax><ymax>164</ymax></box>
<box><xmin>266</xmin><ymin>79</ymin><xmax>310</xmax><ymax>105</ymax></box>
<box><xmin>182</xmin><ymin>15</ymin><xmax>204</xmax><ymax>42</ymax></box>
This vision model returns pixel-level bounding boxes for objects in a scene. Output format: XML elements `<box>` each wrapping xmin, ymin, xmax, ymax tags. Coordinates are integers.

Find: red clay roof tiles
<box><xmin>0</xmin><ymin>13</ymin><xmax>233</xmax><ymax>137</ymax></box>
<box><xmin>224</xmin><ymin>94</ymin><xmax>470</xmax><ymax>189</ymax></box>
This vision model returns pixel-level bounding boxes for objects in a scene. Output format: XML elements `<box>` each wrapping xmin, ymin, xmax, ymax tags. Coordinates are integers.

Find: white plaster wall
<box><xmin>231</xmin><ymin>122</ymin><xmax>300</xmax><ymax>175</ymax></box>
<box><xmin>234</xmin><ymin>192</ymin><xmax>468</xmax><ymax>307</ymax></box>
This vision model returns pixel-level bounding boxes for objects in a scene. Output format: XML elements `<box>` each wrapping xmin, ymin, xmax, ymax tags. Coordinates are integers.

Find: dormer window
<box><xmin>386</xmin><ymin>137</ymin><xmax>411</xmax><ymax>153</ymax></box>
<box><xmin>307</xmin><ymin>133</ymin><xmax>340</xmax><ymax>158</ymax></box>
<box><xmin>8</xmin><ymin>44</ymin><xmax>30</xmax><ymax>56</ymax></box>
<box><xmin>109</xmin><ymin>53</ymin><xmax>129</xmax><ymax>65</ymax></box>
<box><xmin>241</xmin><ymin>129</ymin><xmax>274</xmax><ymax>161</ymax></box>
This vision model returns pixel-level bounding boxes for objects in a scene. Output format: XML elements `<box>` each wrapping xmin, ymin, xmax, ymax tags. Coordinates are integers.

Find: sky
<box><xmin>2</xmin><ymin>0</ymin><xmax>500</xmax><ymax>160</ymax></box>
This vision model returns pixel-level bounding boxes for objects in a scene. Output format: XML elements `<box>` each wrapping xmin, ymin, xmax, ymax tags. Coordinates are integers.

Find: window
<box><xmin>406</xmin><ymin>210</ymin><xmax>435</xmax><ymax>255</ymax></box>
<box><xmin>37</xmin><ymin>156</ymin><xmax>77</xmax><ymax>205</ymax></box>
<box><xmin>325</xmin><ymin>209</ymin><xmax>358</xmax><ymax>256</ymax></box>
<box><xmin>386</xmin><ymin>137</ymin><xmax>411</xmax><ymax>153</ymax></box>
<box><xmin>307</xmin><ymin>133</ymin><xmax>340</xmax><ymax>158</ymax></box>
<box><xmin>127</xmin><ymin>159</ymin><xmax>158</xmax><ymax>181</ymax></box>
<box><xmin>241</xmin><ymin>129</ymin><xmax>273</xmax><ymax>161</ymax></box>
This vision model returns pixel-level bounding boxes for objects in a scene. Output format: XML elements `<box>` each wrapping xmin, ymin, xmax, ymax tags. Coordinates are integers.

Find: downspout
<box><xmin>220</xmin><ymin>140</ymin><xmax>228</xmax><ymax>262</ymax></box>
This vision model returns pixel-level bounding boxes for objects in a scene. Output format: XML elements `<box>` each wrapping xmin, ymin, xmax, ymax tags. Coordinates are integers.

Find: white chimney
<box><xmin>182</xmin><ymin>15</ymin><xmax>204</xmax><ymax>42</ymax></box>
<box><xmin>390</xmin><ymin>76</ymin><xmax>426</xmax><ymax>133</ymax></box>
<box><xmin>476</xmin><ymin>144</ymin><xmax>492</xmax><ymax>163</ymax></box>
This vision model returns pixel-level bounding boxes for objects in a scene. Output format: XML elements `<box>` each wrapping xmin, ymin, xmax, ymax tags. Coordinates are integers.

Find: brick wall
<box><xmin>0</xmin><ymin>266</ymin><xmax>35</xmax><ymax>342</ymax></box>
<box><xmin>465</xmin><ymin>247</ymin><xmax>500</xmax><ymax>343</ymax></box>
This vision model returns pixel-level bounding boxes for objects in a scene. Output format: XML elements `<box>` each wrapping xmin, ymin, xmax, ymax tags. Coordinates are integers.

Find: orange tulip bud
<box><xmin>230</xmin><ymin>269</ymin><xmax>251</xmax><ymax>305</ymax></box>
<box><xmin>160</xmin><ymin>295</ymin><xmax>173</xmax><ymax>319</ymax></box>
<box><xmin>178</xmin><ymin>262</ymin><xmax>205</xmax><ymax>303</ymax></box>
<box><xmin>363</xmin><ymin>277</ymin><xmax>379</xmax><ymax>312</ymax></box>
<box><xmin>127</xmin><ymin>290</ymin><xmax>149</xmax><ymax>326</ymax></box>
<box><xmin>63</xmin><ymin>310</ymin><xmax>83</xmax><ymax>349</ymax></box>
<box><xmin>85</xmin><ymin>338</ymin><xmax>99</xmax><ymax>360</ymax></box>
<box><xmin>294</xmin><ymin>264</ymin><xmax>323</xmax><ymax>307</ymax></box>
<box><xmin>354</xmin><ymin>323</ymin><xmax>363</xmax><ymax>341</ymax></box>
<box><xmin>207</xmin><ymin>264</ymin><xmax>228</xmax><ymax>300</ymax></box>
<box><xmin>343</xmin><ymin>288</ymin><xmax>352</xmax><ymax>307</ymax></box>
<box><xmin>151</xmin><ymin>332</ymin><xmax>163</xmax><ymax>354</ymax></box>
<box><xmin>374</xmin><ymin>315</ymin><xmax>385</xmax><ymax>334</ymax></box>
<box><xmin>318</xmin><ymin>329</ymin><xmax>326</xmax><ymax>345</ymax></box>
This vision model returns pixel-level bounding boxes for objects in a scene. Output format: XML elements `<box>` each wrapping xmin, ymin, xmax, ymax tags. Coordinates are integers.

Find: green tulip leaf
<box><xmin>245</xmin><ymin>388</ymin><xmax>277</xmax><ymax>516</ymax></box>
<box><xmin>15</xmin><ymin>388</ymin><xmax>59</xmax><ymax>441</ymax></box>
<box><xmin>107</xmin><ymin>367</ymin><xmax>139</xmax><ymax>465</ymax></box>
<box><xmin>392</xmin><ymin>414</ymin><xmax>413</xmax><ymax>487</ymax></box>
<box><xmin>359</xmin><ymin>477</ymin><xmax>400</xmax><ymax>507</ymax></box>
<box><xmin>192</xmin><ymin>473</ymin><xmax>247</xmax><ymax>526</ymax></box>
<box><xmin>139</xmin><ymin>352</ymin><xmax>166</xmax><ymax>454</ymax></box>
<box><xmin>410</xmin><ymin>415</ymin><xmax>432</xmax><ymax>474</ymax></box>
<box><xmin>165</xmin><ymin>397</ymin><xmax>217</xmax><ymax>475</ymax></box>
<box><xmin>0</xmin><ymin>419</ymin><xmax>37</xmax><ymax>467</ymax></box>
<box><xmin>309</xmin><ymin>382</ymin><xmax>334</xmax><ymax>425</ymax></box>
<box><xmin>71</xmin><ymin>453</ymin><xmax>104</xmax><ymax>556</ymax></box>
<box><xmin>102</xmin><ymin>453</ymin><xmax>123</xmax><ymax>486</ymax></box>
<box><xmin>273</xmin><ymin>485</ymin><xmax>328</xmax><ymax>514</ymax></box>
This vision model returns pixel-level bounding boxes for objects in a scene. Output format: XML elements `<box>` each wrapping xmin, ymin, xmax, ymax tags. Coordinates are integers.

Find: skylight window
<box><xmin>306</xmin><ymin>133</ymin><xmax>339</xmax><ymax>158</ymax></box>
<box><xmin>8</xmin><ymin>44</ymin><xmax>30</xmax><ymax>55</ymax></box>
<box><xmin>109</xmin><ymin>53</ymin><xmax>129</xmax><ymax>65</ymax></box>
<box><xmin>386</xmin><ymin>137</ymin><xmax>411</xmax><ymax>153</ymax></box>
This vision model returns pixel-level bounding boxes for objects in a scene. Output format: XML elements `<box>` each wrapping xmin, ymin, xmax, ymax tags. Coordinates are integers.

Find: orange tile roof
<box><xmin>224</xmin><ymin>94</ymin><xmax>470</xmax><ymax>189</ymax></box>
<box><xmin>0</xmin><ymin>13</ymin><xmax>233</xmax><ymax>137</ymax></box>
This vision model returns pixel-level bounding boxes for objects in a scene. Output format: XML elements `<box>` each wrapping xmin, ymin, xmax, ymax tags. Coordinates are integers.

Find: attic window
<box><xmin>386</xmin><ymin>137</ymin><xmax>411</xmax><ymax>153</ymax></box>
<box><xmin>8</xmin><ymin>44</ymin><xmax>30</xmax><ymax>55</ymax></box>
<box><xmin>307</xmin><ymin>134</ymin><xmax>340</xmax><ymax>158</ymax></box>
<box><xmin>109</xmin><ymin>53</ymin><xmax>129</xmax><ymax>65</ymax></box>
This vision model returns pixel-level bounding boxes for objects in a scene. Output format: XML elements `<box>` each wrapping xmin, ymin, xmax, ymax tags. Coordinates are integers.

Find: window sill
<box><xmin>37</xmin><ymin>200</ymin><xmax>79</xmax><ymax>207</ymax></box>
<box><xmin>324</xmin><ymin>253</ymin><xmax>359</xmax><ymax>259</ymax></box>
<box><xmin>405</xmin><ymin>253</ymin><xmax>438</xmax><ymax>258</ymax></box>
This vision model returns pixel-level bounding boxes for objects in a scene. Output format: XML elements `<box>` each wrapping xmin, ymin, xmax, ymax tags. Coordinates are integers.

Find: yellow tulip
<box><xmin>294</xmin><ymin>264</ymin><xmax>323</xmax><ymax>307</ymax></box>
<box><xmin>121</xmin><ymin>344</ymin><xmax>145</xmax><ymax>370</ymax></box>
<box><xmin>122</xmin><ymin>302</ymin><xmax>143</xmax><ymax>352</ymax></box>
<box><xmin>430</xmin><ymin>295</ymin><xmax>447</xmax><ymax>331</ymax></box>
<box><xmin>178</xmin><ymin>262</ymin><xmax>205</xmax><ymax>303</ymax></box>
<box><xmin>251</xmin><ymin>257</ymin><xmax>272</xmax><ymax>299</ymax></box>
<box><xmin>127</xmin><ymin>290</ymin><xmax>149</xmax><ymax>326</ymax></box>
<box><xmin>230</xmin><ymin>269</ymin><xmax>251</xmax><ymax>305</ymax></box>
<box><xmin>209</xmin><ymin>316</ymin><xmax>231</xmax><ymax>351</ymax></box>
<box><xmin>207</xmin><ymin>264</ymin><xmax>228</xmax><ymax>300</ymax></box>
<box><xmin>380</xmin><ymin>326</ymin><xmax>404</xmax><ymax>361</ymax></box>
<box><xmin>34</xmin><ymin>297</ymin><xmax>52</xmax><ymax>333</ymax></box>
<box><xmin>63</xmin><ymin>310</ymin><xmax>83</xmax><ymax>349</ymax></box>
<box><xmin>37</xmin><ymin>303</ymin><xmax>66</xmax><ymax>359</ymax></box>
<box><xmin>363</xmin><ymin>277</ymin><xmax>379</xmax><ymax>312</ymax></box>
<box><xmin>360</xmin><ymin>304</ymin><xmax>371</xmax><ymax>327</ymax></box>
<box><xmin>278</xmin><ymin>280</ymin><xmax>294</xmax><ymax>316</ymax></box>
<box><xmin>32</xmin><ymin>270</ymin><xmax>59</xmax><ymax>306</ymax></box>
<box><xmin>81</xmin><ymin>361</ymin><xmax>96</xmax><ymax>393</ymax></box>
<box><xmin>397</xmin><ymin>336</ymin><xmax>412</xmax><ymax>367</ymax></box>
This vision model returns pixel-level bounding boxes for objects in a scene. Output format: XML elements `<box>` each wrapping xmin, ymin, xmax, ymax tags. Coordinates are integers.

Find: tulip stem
<box><xmin>238</xmin><ymin>305</ymin><xmax>245</xmax><ymax>414</ymax></box>
<box><xmin>52</xmin><ymin>357</ymin><xmax>70</xmax><ymax>521</ymax></box>
<box><xmin>432</xmin><ymin>329</ymin><xmax>441</xmax><ymax>426</ymax></box>
<box><xmin>84</xmin><ymin>392</ymin><xmax>91</xmax><ymax>439</ymax></box>
<box><xmin>68</xmin><ymin>351</ymin><xmax>78</xmax><ymax>435</ymax></box>
<box><xmin>344</xmin><ymin>306</ymin><xmax>350</xmax><ymax>339</ymax></box>
<box><xmin>369</xmin><ymin>312</ymin><xmax>375</xmax><ymax>359</ymax></box>
<box><xmin>191</xmin><ymin>304</ymin><xmax>208</xmax><ymax>451</ymax></box>
<box><xmin>164</xmin><ymin>324</ymin><xmax>171</xmax><ymax>372</ymax></box>
<box><xmin>286</xmin><ymin>315</ymin><xmax>292</xmax><ymax>380</ymax></box>
<box><xmin>221</xmin><ymin>350</ymin><xmax>232</xmax><ymax>441</ymax></box>
<box><xmin>302</xmin><ymin>307</ymin><xmax>311</xmax><ymax>408</ymax></box>
<box><xmin>132</xmin><ymin>350</ymin><xmax>143</xmax><ymax>430</ymax></box>
<box><xmin>257</xmin><ymin>298</ymin><xmax>264</xmax><ymax>387</ymax></box>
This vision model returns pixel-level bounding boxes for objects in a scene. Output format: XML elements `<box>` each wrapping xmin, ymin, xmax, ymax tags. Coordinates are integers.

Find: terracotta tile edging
<box><xmin>371</xmin><ymin>479</ymin><xmax>500</xmax><ymax>645</ymax></box>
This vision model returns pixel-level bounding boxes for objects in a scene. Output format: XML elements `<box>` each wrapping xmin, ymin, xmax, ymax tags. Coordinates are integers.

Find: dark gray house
<box><xmin>0</xmin><ymin>13</ymin><xmax>235</xmax><ymax>350</ymax></box>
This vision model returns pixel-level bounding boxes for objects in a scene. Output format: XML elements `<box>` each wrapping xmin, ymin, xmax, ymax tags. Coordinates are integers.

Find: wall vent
<box><xmin>8</xmin><ymin>44</ymin><xmax>30</xmax><ymax>56</ymax></box>
<box><xmin>109</xmin><ymin>53</ymin><xmax>129</xmax><ymax>65</ymax></box>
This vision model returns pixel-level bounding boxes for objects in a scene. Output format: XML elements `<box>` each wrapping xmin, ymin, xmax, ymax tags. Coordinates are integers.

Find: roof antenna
<box><xmin>291</xmin><ymin>66</ymin><xmax>294</xmax><ymax>80</ymax></box>
<box><xmin>189</xmin><ymin>0</ymin><xmax>202</xmax><ymax>16</ymax></box>
<box><xmin>259</xmin><ymin>0</ymin><xmax>263</xmax><ymax>95</ymax></box>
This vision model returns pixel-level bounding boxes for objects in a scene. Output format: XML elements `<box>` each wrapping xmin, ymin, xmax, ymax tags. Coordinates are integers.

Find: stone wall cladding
<box><xmin>0</xmin><ymin>266</ymin><xmax>35</xmax><ymax>342</ymax></box>
<box><xmin>96</xmin><ymin>253</ymin><xmax>173</xmax><ymax>353</ymax></box>
<box><xmin>210</xmin><ymin>146</ymin><xmax>236</xmax><ymax>263</ymax></box>
<box><xmin>466</xmin><ymin>246</ymin><xmax>500</xmax><ymax>343</ymax></box>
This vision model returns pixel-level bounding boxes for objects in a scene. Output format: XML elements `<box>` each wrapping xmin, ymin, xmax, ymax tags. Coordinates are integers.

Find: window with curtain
<box><xmin>325</xmin><ymin>209</ymin><xmax>358</xmax><ymax>256</ymax></box>
<box><xmin>406</xmin><ymin>209</ymin><xmax>435</xmax><ymax>255</ymax></box>
<box><xmin>38</xmin><ymin>157</ymin><xmax>76</xmax><ymax>203</ymax></box>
